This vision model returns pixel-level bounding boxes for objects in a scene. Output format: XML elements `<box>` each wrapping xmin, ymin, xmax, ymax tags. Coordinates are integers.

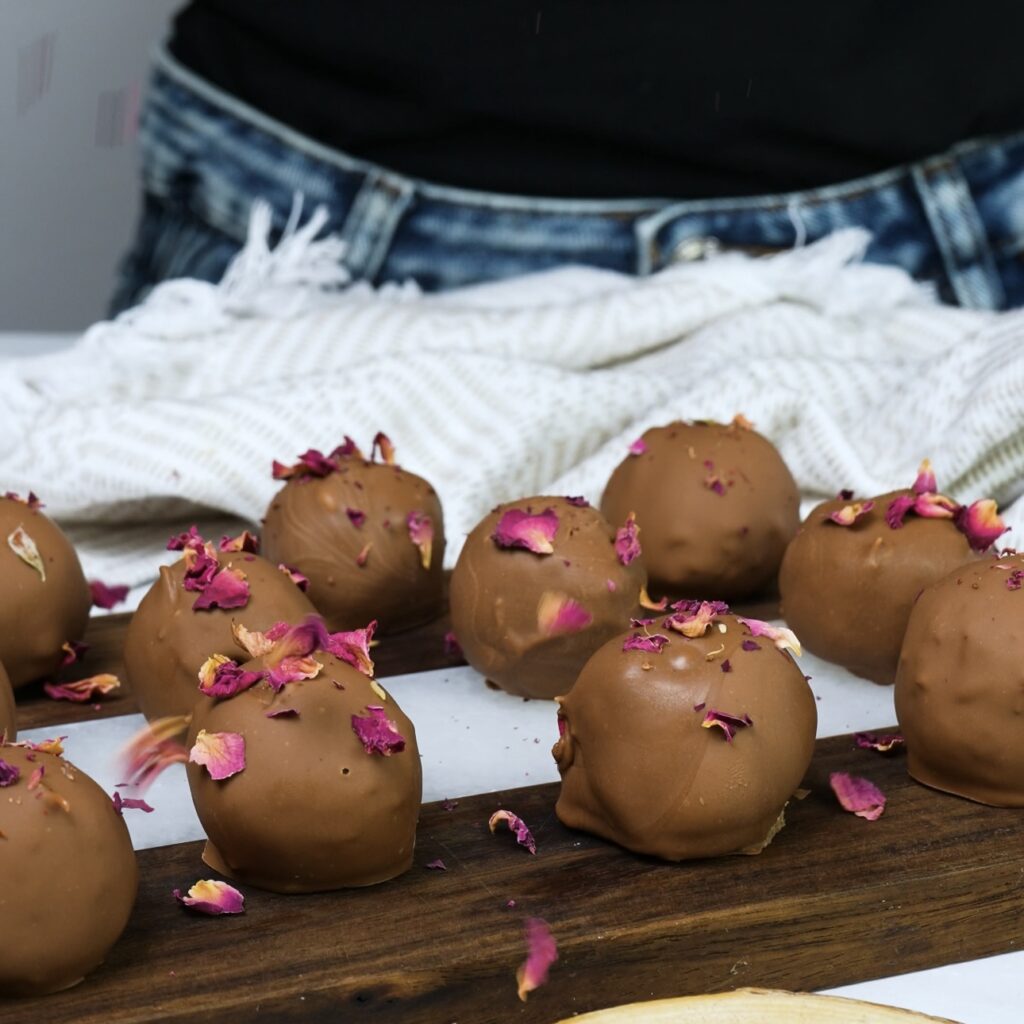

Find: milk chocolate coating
<box><xmin>187</xmin><ymin>653</ymin><xmax>421</xmax><ymax>892</ymax></box>
<box><xmin>124</xmin><ymin>551</ymin><xmax>315</xmax><ymax>721</ymax></box>
<box><xmin>0</xmin><ymin>661</ymin><xmax>15</xmax><ymax>740</ymax></box>
<box><xmin>895</xmin><ymin>553</ymin><xmax>1024</xmax><ymax>806</ymax></box>
<box><xmin>449</xmin><ymin>496</ymin><xmax>647</xmax><ymax>700</ymax></box>
<box><xmin>554</xmin><ymin>616</ymin><xmax>817</xmax><ymax>860</ymax></box>
<box><xmin>0</xmin><ymin>497</ymin><xmax>91</xmax><ymax>688</ymax></box>
<box><xmin>262</xmin><ymin>461</ymin><xmax>445</xmax><ymax>633</ymax></box>
<box><xmin>0</xmin><ymin>744</ymin><xmax>137</xmax><ymax>995</ymax></box>
<box><xmin>779</xmin><ymin>491</ymin><xmax>981</xmax><ymax>684</ymax></box>
<box><xmin>600</xmin><ymin>422</ymin><xmax>799</xmax><ymax>601</ymax></box>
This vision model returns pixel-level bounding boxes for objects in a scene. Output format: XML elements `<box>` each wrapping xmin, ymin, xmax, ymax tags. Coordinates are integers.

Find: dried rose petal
<box><xmin>565</xmin><ymin>496</ymin><xmax>589</xmax><ymax>507</ymax></box>
<box><xmin>622</xmin><ymin>632</ymin><xmax>668</xmax><ymax>654</ymax></box>
<box><xmin>488</xmin><ymin>809</ymin><xmax>537</xmax><ymax>854</ymax></box>
<box><xmin>664</xmin><ymin>599</ymin><xmax>730</xmax><ymax>638</ymax></box>
<box><xmin>117</xmin><ymin>717</ymin><xmax>190</xmax><ymax>793</ymax></box>
<box><xmin>197</xmin><ymin>655</ymin><xmax>265</xmax><ymax>698</ymax></box>
<box><xmin>741</xmin><ymin>639</ymin><xmax>761</xmax><ymax>652</ymax></box>
<box><xmin>638</xmin><ymin>587</ymin><xmax>668</xmax><ymax>611</ymax></box>
<box><xmin>854</xmin><ymin>732</ymin><xmax>905</xmax><ymax>753</ymax></box>
<box><xmin>331</xmin><ymin>436</ymin><xmax>363</xmax><ymax>461</ymax></box>
<box><xmin>407</xmin><ymin>510</ymin><xmax>434</xmax><ymax>570</ymax></box>
<box><xmin>704</xmin><ymin>473</ymin><xmax>727</xmax><ymax>496</ymax></box>
<box><xmin>325</xmin><ymin>621</ymin><xmax>376</xmax><ymax>677</ymax></box>
<box><xmin>731</xmin><ymin>413</ymin><xmax>754</xmax><ymax>431</ymax></box>
<box><xmin>61</xmin><ymin>640</ymin><xmax>89</xmax><ymax>667</ymax></box>
<box><xmin>628</xmin><ymin>438</ymin><xmax>648</xmax><ymax>456</ymax></box>
<box><xmin>351</xmin><ymin>706</ymin><xmax>406</xmax><ymax>755</ymax></box>
<box><xmin>232</xmin><ymin>622</ymin><xmax>276</xmax><ymax>658</ymax></box>
<box><xmin>356</xmin><ymin>542</ymin><xmax>372</xmax><ymax>567</ymax></box>
<box><xmin>18</xmin><ymin>736</ymin><xmax>66</xmax><ymax>756</ymax></box>
<box><xmin>838</xmin><ymin>488</ymin><xmax>855</xmax><ymax>500</ymax></box>
<box><xmin>272</xmin><ymin>448</ymin><xmax>338</xmax><ymax>480</ymax></box>
<box><xmin>4</xmin><ymin>491</ymin><xmax>44</xmax><ymax>510</ymax></box>
<box><xmin>954</xmin><ymin>499</ymin><xmax>1008</xmax><ymax>553</ymax></box>
<box><xmin>0</xmin><ymin>759</ymin><xmax>20</xmax><ymax>787</ymax></box>
<box><xmin>192</xmin><ymin>565</ymin><xmax>250</xmax><ymax>611</ymax></box>
<box><xmin>885</xmin><ymin>495</ymin><xmax>916</xmax><ymax>529</ymax></box>
<box><xmin>914</xmin><ymin>491</ymin><xmax>959</xmax><ymax>519</ymax></box>
<box><xmin>830</xmin><ymin>771</ymin><xmax>886</xmax><ymax>820</ymax></box>
<box><xmin>265</xmin><ymin>706</ymin><xmax>299</xmax><ymax>719</ymax></box>
<box><xmin>174</xmin><ymin>880</ymin><xmax>245</xmax><ymax>915</ymax></box>
<box><xmin>492</xmin><ymin>508</ymin><xmax>559</xmax><ymax>555</ymax></box>
<box><xmin>218</xmin><ymin>530</ymin><xmax>260</xmax><ymax>554</ymax></box>
<box><xmin>167</xmin><ymin>525</ymin><xmax>206</xmax><ymax>552</ymax></box>
<box><xmin>277</xmin><ymin>563</ymin><xmax>310</xmax><ymax>590</ymax></box>
<box><xmin>614</xmin><ymin>511</ymin><xmax>641</xmax><ymax>566</ymax></box>
<box><xmin>7</xmin><ymin>526</ymin><xmax>45</xmax><ymax>581</ymax></box>
<box><xmin>912</xmin><ymin>458</ymin><xmax>937</xmax><ymax>495</ymax></box>
<box><xmin>443</xmin><ymin>631</ymin><xmax>463</xmax><ymax>658</ymax></box>
<box><xmin>721</xmin><ymin>659</ymin><xmax>732</xmax><ymax>672</ymax></box>
<box><xmin>112</xmin><ymin>792</ymin><xmax>154</xmax><ymax>814</ymax></box>
<box><xmin>517</xmin><ymin>917</ymin><xmax>558</xmax><ymax>1002</ymax></box>
<box><xmin>828</xmin><ymin>501</ymin><xmax>875</xmax><ymax>526</ymax></box>
<box><xmin>371</xmin><ymin>431</ymin><xmax>396</xmax><ymax>465</ymax></box>
<box><xmin>44</xmin><ymin>674</ymin><xmax>120</xmax><ymax>703</ymax></box>
<box><xmin>1007</xmin><ymin>570</ymin><xmax>1024</xmax><ymax>591</ymax></box>
<box><xmin>89</xmin><ymin>580</ymin><xmax>129</xmax><ymax>609</ymax></box>
<box><xmin>701</xmin><ymin>708</ymin><xmax>753</xmax><ymax>742</ymax></box>
<box><xmin>537</xmin><ymin>593</ymin><xmax>593</xmax><ymax>636</ymax></box>
<box><xmin>425</xmin><ymin>859</ymin><xmax>447</xmax><ymax>871</ymax></box>
<box><xmin>736</xmin><ymin>617</ymin><xmax>802</xmax><ymax>656</ymax></box>
<box><xmin>189</xmin><ymin>730</ymin><xmax>246</xmax><ymax>781</ymax></box>
<box><xmin>345</xmin><ymin>507</ymin><xmax>366</xmax><ymax>528</ymax></box>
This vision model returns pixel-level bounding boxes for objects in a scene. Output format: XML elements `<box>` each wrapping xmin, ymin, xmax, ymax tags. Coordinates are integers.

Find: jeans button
<box><xmin>671</xmin><ymin>235</ymin><xmax>721</xmax><ymax>262</ymax></box>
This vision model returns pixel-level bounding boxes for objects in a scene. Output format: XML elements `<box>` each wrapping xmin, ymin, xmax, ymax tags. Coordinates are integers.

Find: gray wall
<box><xmin>1</xmin><ymin>0</ymin><xmax>184</xmax><ymax>332</ymax></box>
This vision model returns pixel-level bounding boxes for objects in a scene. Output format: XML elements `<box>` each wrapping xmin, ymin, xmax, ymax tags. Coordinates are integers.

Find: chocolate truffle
<box><xmin>895</xmin><ymin>552</ymin><xmax>1024</xmax><ymax>806</ymax></box>
<box><xmin>0</xmin><ymin>740</ymin><xmax>138</xmax><ymax>995</ymax></box>
<box><xmin>0</xmin><ymin>661</ymin><xmax>15</xmax><ymax>740</ymax></box>
<box><xmin>449</xmin><ymin>496</ymin><xmax>648</xmax><ymax>700</ymax></box>
<box><xmin>0</xmin><ymin>493</ymin><xmax>91</xmax><ymax>688</ymax></box>
<box><xmin>262</xmin><ymin>435</ymin><xmax>445</xmax><ymax>633</ymax></box>
<box><xmin>185</xmin><ymin>617</ymin><xmax>421</xmax><ymax>892</ymax></box>
<box><xmin>778</xmin><ymin>464</ymin><xmax>1004</xmax><ymax>684</ymax></box>
<box><xmin>554</xmin><ymin>608</ymin><xmax>816</xmax><ymax>860</ymax></box>
<box><xmin>600</xmin><ymin>419</ymin><xmax>799</xmax><ymax>601</ymax></box>
<box><xmin>124</xmin><ymin>528</ymin><xmax>315</xmax><ymax>721</ymax></box>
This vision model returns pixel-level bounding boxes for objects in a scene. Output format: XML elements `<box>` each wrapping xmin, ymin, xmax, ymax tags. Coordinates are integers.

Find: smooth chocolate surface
<box><xmin>263</xmin><ymin>461</ymin><xmax>445</xmax><ymax>634</ymax></box>
<box><xmin>124</xmin><ymin>552</ymin><xmax>315</xmax><ymax>721</ymax></box>
<box><xmin>0</xmin><ymin>497</ymin><xmax>91</xmax><ymax>688</ymax></box>
<box><xmin>895</xmin><ymin>552</ymin><xmax>1024</xmax><ymax>806</ymax></box>
<box><xmin>779</xmin><ymin>491</ymin><xmax>980</xmax><ymax>684</ymax></box>
<box><xmin>554</xmin><ymin>615</ymin><xmax>816</xmax><ymax>860</ymax></box>
<box><xmin>600</xmin><ymin>421</ymin><xmax>799</xmax><ymax>601</ymax></box>
<box><xmin>0</xmin><ymin>743</ymin><xmax>137</xmax><ymax>996</ymax></box>
<box><xmin>0</xmin><ymin>662</ymin><xmax>14</xmax><ymax>740</ymax></box>
<box><xmin>449</xmin><ymin>496</ymin><xmax>647</xmax><ymax>700</ymax></box>
<box><xmin>187</xmin><ymin>652</ymin><xmax>422</xmax><ymax>892</ymax></box>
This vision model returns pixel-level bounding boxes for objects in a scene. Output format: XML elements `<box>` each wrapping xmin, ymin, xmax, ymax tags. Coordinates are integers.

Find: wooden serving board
<box><xmin>4</xmin><ymin>613</ymin><xmax>1020</xmax><ymax>1023</ymax></box>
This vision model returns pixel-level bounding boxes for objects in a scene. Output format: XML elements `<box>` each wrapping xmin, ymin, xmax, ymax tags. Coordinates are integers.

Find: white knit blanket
<box><xmin>3</xmin><ymin>212</ymin><xmax>1023</xmax><ymax>596</ymax></box>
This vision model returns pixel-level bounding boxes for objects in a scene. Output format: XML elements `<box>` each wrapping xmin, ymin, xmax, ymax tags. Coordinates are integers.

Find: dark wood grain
<box><xmin>1</xmin><ymin>735</ymin><xmax>1018</xmax><ymax>1023</ymax></box>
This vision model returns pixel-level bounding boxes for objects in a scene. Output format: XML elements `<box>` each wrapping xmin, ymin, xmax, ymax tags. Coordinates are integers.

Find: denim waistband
<box><xmin>139</xmin><ymin>45</ymin><xmax>1024</xmax><ymax>309</ymax></box>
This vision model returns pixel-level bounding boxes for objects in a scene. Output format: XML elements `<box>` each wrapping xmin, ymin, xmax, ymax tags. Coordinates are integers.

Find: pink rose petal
<box><xmin>197</xmin><ymin>655</ymin><xmax>265</xmax><ymax>698</ymax></box>
<box><xmin>914</xmin><ymin>492</ymin><xmax>958</xmax><ymax>519</ymax></box>
<box><xmin>4</xmin><ymin>491</ymin><xmax>44</xmax><ymax>510</ymax></box>
<box><xmin>517</xmin><ymin>917</ymin><xmax>558</xmax><ymax>1002</ymax></box>
<box><xmin>346</xmin><ymin>507</ymin><xmax>366</xmax><ymax>528</ymax></box>
<box><xmin>189</xmin><ymin>730</ymin><xmax>246</xmax><ymax>781</ymax></box>
<box><xmin>371</xmin><ymin>431</ymin><xmax>396</xmax><ymax>465</ymax></box>
<box><xmin>954</xmin><ymin>499</ymin><xmax>1008</xmax><ymax>553</ymax></box>
<box><xmin>565</xmin><ymin>495</ymin><xmax>589</xmax><ymax>507</ymax></box>
<box><xmin>0</xmin><ymin>759</ymin><xmax>20</xmax><ymax>787</ymax></box>
<box><xmin>830</xmin><ymin>771</ymin><xmax>886</xmax><ymax>820</ymax></box>
<box><xmin>325</xmin><ymin>621</ymin><xmax>377</xmax><ymax>677</ymax></box>
<box><xmin>217</xmin><ymin>530</ymin><xmax>260</xmax><ymax>554</ymax></box>
<box><xmin>885</xmin><ymin>495</ymin><xmax>916</xmax><ymax>529</ymax></box>
<box><xmin>912</xmin><ymin>458</ymin><xmax>937</xmax><ymax>495</ymax></box>
<box><xmin>425</xmin><ymin>858</ymin><xmax>447</xmax><ymax>871</ymax></box>
<box><xmin>43</xmin><ymin>674</ymin><xmax>121</xmax><ymax>703</ymax></box>
<box><xmin>173</xmin><ymin>879</ymin><xmax>245</xmax><ymax>915</ymax></box>
<box><xmin>443</xmin><ymin>631</ymin><xmax>463</xmax><ymax>658</ymax></box>
<box><xmin>701</xmin><ymin>708</ymin><xmax>753</xmax><ymax>743</ymax></box>
<box><xmin>277</xmin><ymin>563</ymin><xmax>310</xmax><ymax>590</ymax></box>
<box><xmin>407</xmin><ymin>510</ymin><xmax>434</xmax><ymax>570</ymax></box>
<box><xmin>854</xmin><ymin>732</ymin><xmax>905</xmax><ymax>754</ymax></box>
<box><xmin>828</xmin><ymin>500</ymin><xmax>875</xmax><ymax>526</ymax></box>
<box><xmin>614</xmin><ymin>511</ymin><xmax>641</xmax><ymax>566</ymax></box>
<box><xmin>272</xmin><ymin>448</ymin><xmax>338</xmax><ymax>480</ymax></box>
<box><xmin>89</xmin><ymin>580</ymin><xmax>130</xmax><ymax>609</ymax></box>
<box><xmin>622</xmin><ymin>632</ymin><xmax>669</xmax><ymax>653</ymax></box>
<box><xmin>61</xmin><ymin>640</ymin><xmax>89</xmax><ymax>667</ymax></box>
<box><xmin>118</xmin><ymin>716</ymin><xmax>191</xmax><ymax>794</ymax></box>
<box><xmin>112</xmin><ymin>792</ymin><xmax>154</xmax><ymax>814</ymax></box>
<box><xmin>664</xmin><ymin>599</ymin><xmax>730</xmax><ymax>638</ymax></box>
<box><xmin>628</xmin><ymin>438</ymin><xmax>647</xmax><ymax>456</ymax></box>
<box><xmin>736</xmin><ymin>616</ymin><xmax>802</xmax><ymax>656</ymax></box>
<box><xmin>537</xmin><ymin>593</ymin><xmax>593</xmax><ymax>636</ymax></box>
<box><xmin>351</xmin><ymin>706</ymin><xmax>406</xmax><ymax>755</ymax></box>
<box><xmin>7</xmin><ymin>525</ymin><xmax>45</xmax><ymax>580</ymax></box>
<box><xmin>192</xmin><ymin>565</ymin><xmax>250</xmax><ymax>611</ymax></box>
<box><xmin>488</xmin><ymin>809</ymin><xmax>537</xmax><ymax>854</ymax></box>
<box><xmin>492</xmin><ymin>507</ymin><xmax>559</xmax><ymax>555</ymax></box>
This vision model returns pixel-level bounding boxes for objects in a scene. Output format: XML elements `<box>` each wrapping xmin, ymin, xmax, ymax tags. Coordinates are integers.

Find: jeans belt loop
<box><xmin>339</xmin><ymin>171</ymin><xmax>416</xmax><ymax>281</ymax></box>
<box><xmin>911</xmin><ymin>156</ymin><xmax>1005</xmax><ymax>310</ymax></box>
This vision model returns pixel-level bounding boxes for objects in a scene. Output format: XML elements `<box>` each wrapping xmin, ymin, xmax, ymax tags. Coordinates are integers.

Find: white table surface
<box><xmin>5</xmin><ymin>331</ymin><xmax>1019</xmax><ymax>1021</ymax></box>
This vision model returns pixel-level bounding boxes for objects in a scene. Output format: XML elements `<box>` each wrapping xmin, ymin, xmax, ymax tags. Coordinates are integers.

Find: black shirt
<box><xmin>170</xmin><ymin>1</ymin><xmax>1024</xmax><ymax>199</ymax></box>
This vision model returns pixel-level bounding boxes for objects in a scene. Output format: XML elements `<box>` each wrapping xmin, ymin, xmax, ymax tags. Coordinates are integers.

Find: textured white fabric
<box><xmin>2</xmin><ymin>220</ymin><xmax>1022</xmax><ymax>598</ymax></box>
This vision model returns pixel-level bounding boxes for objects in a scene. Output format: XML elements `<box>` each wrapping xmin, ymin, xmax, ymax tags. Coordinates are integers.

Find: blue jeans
<box><xmin>112</xmin><ymin>46</ymin><xmax>1024</xmax><ymax>314</ymax></box>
